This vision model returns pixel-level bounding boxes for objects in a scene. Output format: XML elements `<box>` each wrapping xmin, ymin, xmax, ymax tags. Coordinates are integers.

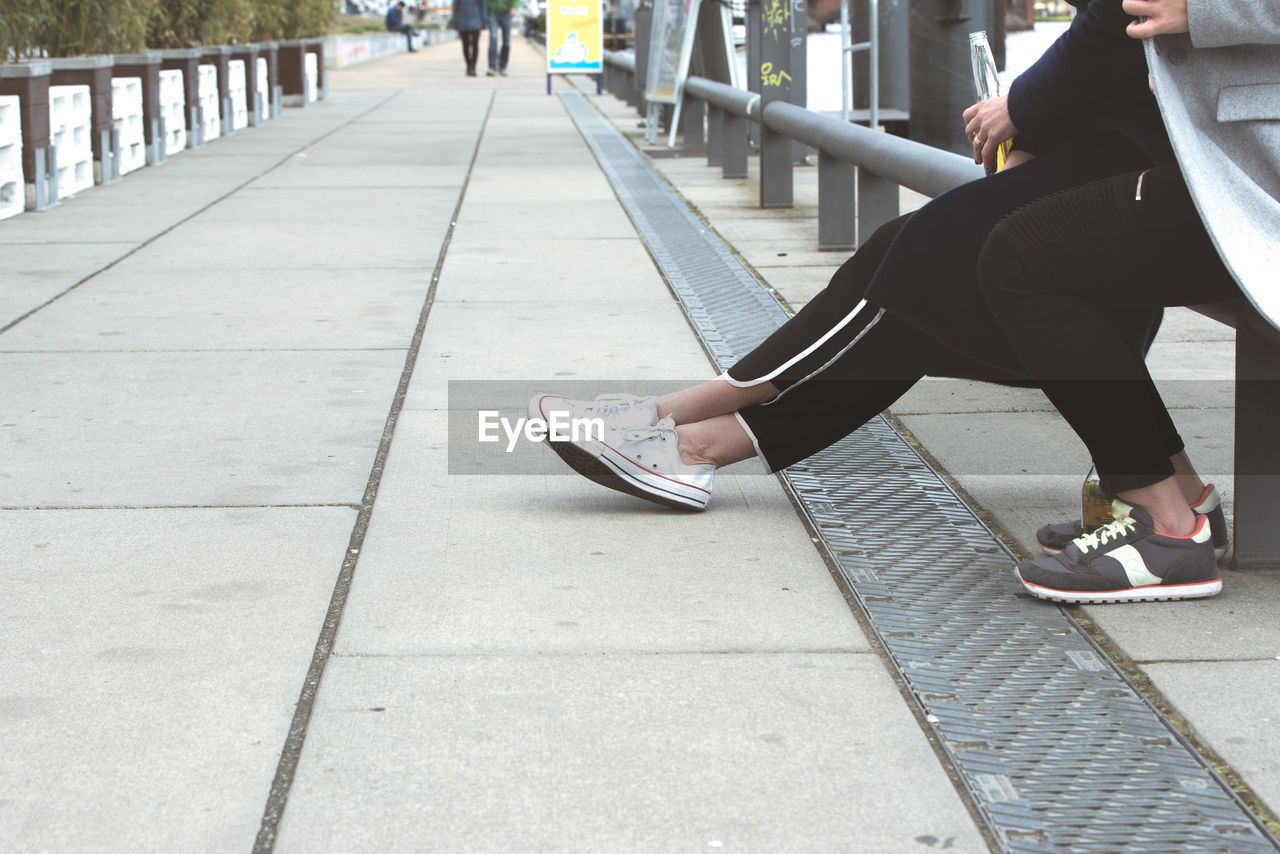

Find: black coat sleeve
<box><xmin>1007</xmin><ymin>0</ymin><xmax>1150</xmax><ymax>144</ymax></box>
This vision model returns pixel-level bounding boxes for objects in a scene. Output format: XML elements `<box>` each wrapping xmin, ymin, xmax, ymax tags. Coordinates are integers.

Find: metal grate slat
<box><xmin>561</xmin><ymin>90</ymin><xmax>1279</xmax><ymax>852</ymax></box>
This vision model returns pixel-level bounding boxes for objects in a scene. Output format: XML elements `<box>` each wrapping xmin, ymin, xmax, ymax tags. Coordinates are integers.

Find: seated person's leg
<box><xmin>978</xmin><ymin>166</ymin><xmax>1240</xmax><ymax>602</ymax></box>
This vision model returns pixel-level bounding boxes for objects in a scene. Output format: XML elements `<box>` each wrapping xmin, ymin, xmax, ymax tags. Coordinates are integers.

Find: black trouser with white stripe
<box><xmin>729</xmin><ymin>165</ymin><xmax>1238</xmax><ymax>494</ymax></box>
<box><xmin>728</xmin><ymin>215</ymin><xmax>1024</xmax><ymax>471</ymax></box>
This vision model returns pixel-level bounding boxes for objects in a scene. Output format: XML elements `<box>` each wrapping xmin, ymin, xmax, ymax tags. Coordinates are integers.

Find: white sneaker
<box><xmin>539</xmin><ymin>413</ymin><xmax>714</xmax><ymax>510</ymax></box>
<box><xmin>528</xmin><ymin>392</ymin><xmax>658</xmax><ymax>437</ymax></box>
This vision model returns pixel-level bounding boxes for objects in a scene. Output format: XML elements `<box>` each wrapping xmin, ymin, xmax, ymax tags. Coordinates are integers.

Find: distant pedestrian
<box><xmin>450</xmin><ymin>0</ymin><xmax>488</xmax><ymax>77</ymax></box>
<box><xmin>486</xmin><ymin>0</ymin><xmax>519</xmax><ymax>76</ymax></box>
<box><xmin>385</xmin><ymin>1</ymin><xmax>417</xmax><ymax>52</ymax></box>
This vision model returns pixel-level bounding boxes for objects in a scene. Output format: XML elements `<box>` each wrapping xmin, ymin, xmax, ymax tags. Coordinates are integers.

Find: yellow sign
<box><xmin>547</xmin><ymin>2</ymin><xmax>603</xmax><ymax>73</ymax></box>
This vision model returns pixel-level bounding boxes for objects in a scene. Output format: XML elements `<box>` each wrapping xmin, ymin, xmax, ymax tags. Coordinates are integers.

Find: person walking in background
<box><xmin>486</xmin><ymin>0</ymin><xmax>519</xmax><ymax>76</ymax></box>
<box><xmin>385</xmin><ymin>1</ymin><xmax>417</xmax><ymax>52</ymax></box>
<box><xmin>450</xmin><ymin>0</ymin><xmax>488</xmax><ymax>76</ymax></box>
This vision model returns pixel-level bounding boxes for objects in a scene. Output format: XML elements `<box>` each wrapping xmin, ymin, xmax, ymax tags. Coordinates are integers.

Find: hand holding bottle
<box><xmin>966</xmin><ymin>31</ymin><xmax>1018</xmax><ymax>174</ymax></box>
<box><xmin>962</xmin><ymin>96</ymin><xmax>1018</xmax><ymax>174</ymax></box>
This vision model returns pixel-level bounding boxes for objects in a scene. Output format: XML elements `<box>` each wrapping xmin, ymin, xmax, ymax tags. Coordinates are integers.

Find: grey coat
<box><xmin>450</xmin><ymin>0</ymin><xmax>488</xmax><ymax>32</ymax></box>
<box><xmin>1145</xmin><ymin>1</ymin><xmax>1280</xmax><ymax>330</ymax></box>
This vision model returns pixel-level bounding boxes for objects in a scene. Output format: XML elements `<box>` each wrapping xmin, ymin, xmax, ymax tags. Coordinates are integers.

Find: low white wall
<box><xmin>0</xmin><ymin>95</ymin><xmax>22</xmax><ymax>221</ymax></box>
<box><xmin>197</xmin><ymin>64</ymin><xmax>220</xmax><ymax>142</ymax></box>
<box><xmin>49</xmin><ymin>84</ymin><xmax>94</xmax><ymax>199</ymax></box>
<box><xmin>228</xmin><ymin>60</ymin><xmax>249</xmax><ymax>131</ymax></box>
<box><xmin>324</xmin><ymin>30</ymin><xmax>458</xmax><ymax>69</ymax></box>
<box><xmin>111</xmin><ymin>77</ymin><xmax>146</xmax><ymax>177</ymax></box>
<box><xmin>159</xmin><ymin>68</ymin><xmax>187</xmax><ymax>155</ymax></box>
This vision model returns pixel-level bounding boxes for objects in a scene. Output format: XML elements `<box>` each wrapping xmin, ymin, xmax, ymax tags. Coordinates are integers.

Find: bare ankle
<box><xmin>678</xmin><ymin>433</ymin><xmax>716</xmax><ymax>468</ymax></box>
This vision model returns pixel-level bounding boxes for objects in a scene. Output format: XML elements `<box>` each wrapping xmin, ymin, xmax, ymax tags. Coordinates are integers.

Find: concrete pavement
<box><xmin>1</xmin><ymin>33</ymin><xmax>1277</xmax><ymax>852</ymax></box>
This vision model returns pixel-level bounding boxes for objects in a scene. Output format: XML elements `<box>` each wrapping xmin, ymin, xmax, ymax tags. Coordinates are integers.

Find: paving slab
<box><xmin>335</xmin><ymin>409</ymin><xmax>862</xmax><ymax>655</ymax></box>
<box><xmin>124</xmin><ymin>217</ymin><xmax>444</xmax><ymax>270</ymax></box>
<box><xmin>0</xmin><ymin>264</ymin><xmax>432</xmax><ymax>352</ymax></box>
<box><xmin>892</xmin><ymin>378</ymin><xmax>1054</xmax><ymax>416</ymax></box>
<box><xmin>191</xmin><ymin>186</ymin><xmax>458</xmax><ymax>227</ymax></box>
<box><xmin>246</xmin><ymin>162</ymin><xmax>470</xmax><ymax>191</ymax></box>
<box><xmin>1143</xmin><ymin>660</ymin><xmax>1280</xmax><ymax>814</ymax></box>
<box><xmin>897</xmin><ymin>408</ymin><xmax>1235</xmax><ymax>481</ymax></box>
<box><xmin>274</xmin><ymin>655</ymin><xmax>987</xmax><ymax>853</ymax></box>
<box><xmin>436</xmin><ymin>236</ymin><xmax>668</xmax><ymax>300</ymax></box>
<box><xmin>0</xmin><ymin>506</ymin><xmax>353</xmax><ymax>853</ymax></box>
<box><xmin>0</xmin><ymin>243</ymin><xmax>138</xmax><ymax>327</ymax></box>
<box><xmin>0</xmin><ymin>350</ymin><xmax>401</xmax><ymax>507</ymax></box>
<box><xmin>401</xmin><ymin>300</ymin><xmax>714</xmax><ymax>409</ymax></box>
<box><xmin>752</xmin><ymin>263</ymin><xmax>846</xmax><ymax>309</ymax></box>
<box><xmin>455</xmin><ymin>199</ymin><xmax>639</xmax><ymax>237</ymax></box>
<box><xmin>1082</xmin><ymin>569</ymin><xmax>1280</xmax><ymax>661</ymax></box>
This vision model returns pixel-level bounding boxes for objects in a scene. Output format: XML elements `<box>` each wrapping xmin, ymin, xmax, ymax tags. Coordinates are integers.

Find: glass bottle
<box><xmin>968</xmin><ymin>31</ymin><xmax>1012</xmax><ymax>172</ymax></box>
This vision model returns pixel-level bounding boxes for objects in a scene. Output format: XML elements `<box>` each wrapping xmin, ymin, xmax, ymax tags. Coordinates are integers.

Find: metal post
<box><xmin>818</xmin><ymin>150</ymin><xmax>857</xmax><ymax>250</ymax></box>
<box><xmin>869</xmin><ymin>0</ymin><xmax>879</xmax><ymax>131</ymax></box>
<box><xmin>1231</xmin><ymin>315</ymin><xmax>1280</xmax><ymax>568</ymax></box>
<box><xmin>758</xmin><ymin>0</ymin><xmax>794</xmax><ymax>206</ymax></box>
<box><xmin>635</xmin><ymin>1</ymin><xmax>653</xmax><ymax>117</ymax></box>
<box><xmin>680</xmin><ymin>95</ymin><xmax>705</xmax><ymax>149</ymax></box>
<box><xmin>707</xmin><ymin>104</ymin><xmax>724</xmax><ymax>167</ymax></box>
<box><xmin>841</xmin><ymin>0</ymin><xmax>851</xmax><ymax>122</ymax></box>
<box><xmin>788</xmin><ymin>0</ymin><xmax>808</xmax><ymax>164</ymax></box>
<box><xmin>853</xmin><ymin>0</ymin><xmax>909</xmax><ymax>124</ymax></box>
<box><xmin>746</xmin><ymin>0</ymin><xmax>762</xmax><ymax>148</ymax></box>
<box><xmin>857</xmin><ymin>168</ymin><xmax>898</xmax><ymax>244</ymax></box>
<box><xmin>723</xmin><ymin>112</ymin><xmax>749</xmax><ymax>178</ymax></box>
<box><xmin>909</xmin><ymin>0</ymin><xmax>993</xmax><ymax>153</ymax></box>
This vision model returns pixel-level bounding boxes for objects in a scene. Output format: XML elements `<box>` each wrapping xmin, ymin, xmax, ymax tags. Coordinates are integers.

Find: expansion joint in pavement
<box><xmin>250</xmin><ymin>90</ymin><xmax>498</xmax><ymax>853</ymax></box>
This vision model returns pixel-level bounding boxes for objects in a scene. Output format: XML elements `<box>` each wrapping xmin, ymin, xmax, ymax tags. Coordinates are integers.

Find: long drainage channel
<box><xmin>560</xmin><ymin>90</ymin><xmax>1279</xmax><ymax>853</ymax></box>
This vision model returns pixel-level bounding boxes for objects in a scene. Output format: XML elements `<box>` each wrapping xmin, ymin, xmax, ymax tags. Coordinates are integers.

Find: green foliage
<box><xmin>0</xmin><ymin>0</ymin><xmax>337</xmax><ymax>60</ymax></box>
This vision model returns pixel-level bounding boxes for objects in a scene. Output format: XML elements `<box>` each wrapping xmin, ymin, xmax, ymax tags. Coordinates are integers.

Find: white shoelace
<box><xmin>1072</xmin><ymin>514</ymin><xmax>1137</xmax><ymax>554</ymax></box>
<box><xmin>580</xmin><ymin>396</ymin><xmax>653</xmax><ymax>431</ymax></box>
<box><xmin>621</xmin><ymin>415</ymin><xmax>675</xmax><ymax>444</ymax></box>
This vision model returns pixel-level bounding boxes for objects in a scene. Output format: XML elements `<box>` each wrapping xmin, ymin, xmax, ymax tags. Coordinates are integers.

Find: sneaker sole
<box><xmin>543</xmin><ymin>434</ymin><xmax>707</xmax><ymax>511</ymax></box>
<box><xmin>1015</xmin><ymin>568</ymin><xmax>1222</xmax><ymax>604</ymax></box>
<box><xmin>1039</xmin><ymin>542</ymin><xmax>1229</xmax><ymax>560</ymax></box>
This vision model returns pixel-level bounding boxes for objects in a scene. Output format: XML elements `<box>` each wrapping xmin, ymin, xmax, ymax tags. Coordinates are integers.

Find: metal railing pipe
<box><xmin>683</xmin><ymin>76</ymin><xmax>758</xmax><ymax>120</ymax></box>
<box><xmin>763</xmin><ymin>100</ymin><xmax>982</xmax><ymax>198</ymax></box>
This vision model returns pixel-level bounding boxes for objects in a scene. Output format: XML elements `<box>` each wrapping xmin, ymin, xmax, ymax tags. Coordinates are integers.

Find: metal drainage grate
<box><xmin>561</xmin><ymin>90</ymin><xmax>1280</xmax><ymax>853</ymax></box>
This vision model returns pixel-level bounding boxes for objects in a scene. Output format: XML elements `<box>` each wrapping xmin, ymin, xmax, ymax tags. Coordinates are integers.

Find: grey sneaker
<box><xmin>1036</xmin><ymin>484</ymin><xmax>1228</xmax><ymax>560</ymax></box>
<box><xmin>536</xmin><ymin>414</ymin><xmax>714</xmax><ymax>510</ymax></box>
<box><xmin>1017</xmin><ymin>501</ymin><xmax>1220</xmax><ymax>604</ymax></box>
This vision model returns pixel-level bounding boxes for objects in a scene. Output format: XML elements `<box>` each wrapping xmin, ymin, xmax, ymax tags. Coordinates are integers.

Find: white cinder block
<box><xmin>228</xmin><ymin>60</ymin><xmax>248</xmax><ymax>131</ymax></box>
<box><xmin>159</xmin><ymin>69</ymin><xmax>187</xmax><ymax>155</ymax></box>
<box><xmin>304</xmin><ymin>52</ymin><xmax>318</xmax><ymax>104</ymax></box>
<box><xmin>0</xmin><ymin>95</ymin><xmax>23</xmax><ymax>221</ymax></box>
<box><xmin>111</xmin><ymin>76</ymin><xmax>146</xmax><ymax>176</ymax></box>
<box><xmin>49</xmin><ymin>84</ymin><xmax>94</xmax><ymax>199</ymax></box>
<box><xmin>256</xmin><ymin>57</ymin><xmax>270</xmax><ymax>120</ymax></box>
<box><xmin>197</xmin><ymin>64</ymin><xmax>220</xmax><ymax>141</ymax></box>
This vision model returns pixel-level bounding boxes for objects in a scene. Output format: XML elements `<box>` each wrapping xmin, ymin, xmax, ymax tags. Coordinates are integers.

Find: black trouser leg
<box><xmin>461</xmin><ymin>31</ymin><xmax>480</xmax><ymax>71</ymax></box>
<box><xmin>736</xmin><ymin>308</ymin><xmax>960</xmax><ymax>471</ymax></box>
<box><xmin>978</xmin><ymin>165</ymin><xmax>1240</xmax><ymax>494</ymax></box>
<box><xmin>730</xmin><ymin>216</ymin><xmax>1022</xmax><ymax>471</ymax></box>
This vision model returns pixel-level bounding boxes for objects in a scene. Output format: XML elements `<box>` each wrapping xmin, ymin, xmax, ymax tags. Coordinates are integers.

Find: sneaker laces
<box><xmin>1072</xmin><ymin>514</ymin><xmax>1137</xmax><ymax>554</ymax></box>
<box><xmin>621</xmin><ymin>415</ymin><xmax>676</xmax><ymax>443</ymax></box>
<box><xmin>581</xmin><ymin>395</ymin><xmax>654</xmax><ymax>430</ymax></box>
